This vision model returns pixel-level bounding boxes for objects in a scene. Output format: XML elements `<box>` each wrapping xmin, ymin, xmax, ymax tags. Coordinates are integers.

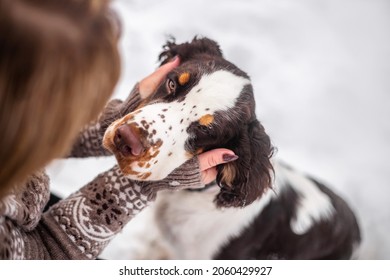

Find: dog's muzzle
<box><xmin>113</xmin><ymin>124</ymin><xmax>145</xmax><ymax>157</ymax></box>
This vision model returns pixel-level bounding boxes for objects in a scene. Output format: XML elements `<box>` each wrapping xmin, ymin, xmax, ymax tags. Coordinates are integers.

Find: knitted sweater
<box><xmin>0</xmin><ymin>85</ymin><xmax>202</xmax><ymax>259</ymax></box>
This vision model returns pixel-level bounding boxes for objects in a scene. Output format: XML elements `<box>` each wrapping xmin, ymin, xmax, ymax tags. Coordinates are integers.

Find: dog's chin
<box><xmin>115</xmin><ymin>158</ymin><xmax>168</xmax><ymax>182</ymax></box>
<box><xmin>117</xmin><ymin>163</ymin><xmax>150</xmax><ymax>181</ymax></box>
<box><xmin>113</xmin><ymin>154</ymin><xmax>147</xmax><ymax>180</ymax></box>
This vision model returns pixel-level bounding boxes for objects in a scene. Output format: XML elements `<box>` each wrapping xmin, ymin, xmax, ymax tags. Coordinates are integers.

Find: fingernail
<box><xmin>223</xmin><ymin>154</ymin><xmax>238</xmax><ymax>162</ymax></box>
<box><xmin>169</xmin><ymin>55</ymin><xmax>180</xmax><ymax>63</ymax></box>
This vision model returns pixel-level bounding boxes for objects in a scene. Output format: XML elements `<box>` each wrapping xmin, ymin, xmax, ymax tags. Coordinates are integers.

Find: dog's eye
<box><xmin>166</xmin><ymin>78</ymin><xmax>176</xmax><ymax>94</ymax></box>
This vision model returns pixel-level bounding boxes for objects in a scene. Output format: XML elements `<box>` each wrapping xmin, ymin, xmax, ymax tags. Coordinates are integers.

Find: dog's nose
<box><xmin>114</xmin><ymin>124</ymin><xmax>144</xmax><ymax>157</ymax></box>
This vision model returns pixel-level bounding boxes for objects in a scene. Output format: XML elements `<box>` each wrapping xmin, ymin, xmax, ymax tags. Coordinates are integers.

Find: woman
<box><xmin>0</xmin><ymin>0</ymin><xmax>236</xmax><ymax>259</ymax></box>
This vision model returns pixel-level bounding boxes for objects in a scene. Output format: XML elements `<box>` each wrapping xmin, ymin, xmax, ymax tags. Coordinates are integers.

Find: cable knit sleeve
<box><xmin>68</xmin><ymin>83</ymin><xmax>142</xmax><ymax>158</ymax></box>
<box><xmin>0</xmin><ymin>157</ymin><xmax>202</xmax><ymax>259</ymax></box>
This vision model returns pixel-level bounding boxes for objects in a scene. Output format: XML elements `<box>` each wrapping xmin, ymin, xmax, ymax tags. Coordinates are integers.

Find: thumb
<box><xmin>139</xmin><ymin>56</ymin><xmax>180</xmax><ymax>99</ymax></box>
<box><xmin>198</xmin><ymin>148</ymin><xmax>238</xmax><ymax>171</ymax></box>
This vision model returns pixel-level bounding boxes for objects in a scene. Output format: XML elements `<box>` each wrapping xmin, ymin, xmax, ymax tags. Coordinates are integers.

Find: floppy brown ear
<box><xmin>158</xmin><ymin>36</ymin><xmax>223</xmax><ymax>65</ymax></box>
<box><xmin>215</xmin><ymin>119</ymin><xmax>274</xmax><ymax>208</ymax></box>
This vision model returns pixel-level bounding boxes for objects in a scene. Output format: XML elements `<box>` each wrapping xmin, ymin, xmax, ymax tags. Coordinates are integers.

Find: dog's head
<box><xmin>103</xmin><ymin>37</ymin><xmax>274</xmax><ymax>207</ymax></box>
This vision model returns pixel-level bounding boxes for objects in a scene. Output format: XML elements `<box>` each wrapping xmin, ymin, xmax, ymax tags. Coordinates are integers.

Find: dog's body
<box><xmin>103</xmin><ymin>37</ymin><xmax>360</xmax><ymax>259</ymax></box>
<box><xmin>124</xmin><ymin>161</ymin><xmax>360</xmax><ymax>260</ymax></box>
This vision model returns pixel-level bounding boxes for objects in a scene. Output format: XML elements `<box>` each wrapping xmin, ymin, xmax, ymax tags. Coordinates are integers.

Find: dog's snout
<box><xmin>114</xmin><ymin>124</ymin><xmax>144</xmax><ymax>157</ymax></box>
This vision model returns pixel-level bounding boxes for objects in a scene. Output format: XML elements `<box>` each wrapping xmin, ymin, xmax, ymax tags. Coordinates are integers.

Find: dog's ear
<box><xmin>158</xmin><ymin>36</ymin><xmax>223</xmax><ymax>65</ymax></box>
<box><xmin>215</xmin><ymin>119</ymin><xmax>274</xmax><ymax>208</ymax></box>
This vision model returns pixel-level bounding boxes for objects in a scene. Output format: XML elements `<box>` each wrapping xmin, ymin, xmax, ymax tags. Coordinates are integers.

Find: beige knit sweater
<box><xmin>0</xmin><ymin>85</ymin><xmax>202</xmax><ymax>259</ymax></box>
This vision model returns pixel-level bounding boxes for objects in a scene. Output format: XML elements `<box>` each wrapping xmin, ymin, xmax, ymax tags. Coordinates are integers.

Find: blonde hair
<box><xmin>0</xmin><ymin>0</ymin><xmax>121</xmax><ymax>197</ymax></box>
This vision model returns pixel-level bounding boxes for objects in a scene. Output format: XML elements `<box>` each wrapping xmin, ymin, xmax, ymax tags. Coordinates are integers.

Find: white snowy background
<box><xmin>47</xmin><ymin>0</ymin><xmax>390</xmax><ymax>259</ymax></box>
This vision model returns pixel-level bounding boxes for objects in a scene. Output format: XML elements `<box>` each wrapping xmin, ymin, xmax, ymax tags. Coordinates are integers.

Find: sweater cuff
<box><xmin>140</xmin><ymin>157</ymin><xmax>203</xmax><ymax>200</ymax></box>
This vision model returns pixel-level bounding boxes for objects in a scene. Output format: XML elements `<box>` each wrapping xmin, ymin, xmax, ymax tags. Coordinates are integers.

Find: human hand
<box><xmin>138</xmin><ymin>56</ymin><xmax>180</xmax><ymax>99</ymax></box>
<box><xmin>198</xmin><ymin>148</ymin><xmax>238</xmax><ymax>185</ymax></box>
<box><xmin>139</xmin><ymin>148</ymin><xmax>238</xmax><ymax>199</ymax></box>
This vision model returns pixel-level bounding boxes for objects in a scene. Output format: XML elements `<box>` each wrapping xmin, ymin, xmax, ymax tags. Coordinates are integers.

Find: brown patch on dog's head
<box><xmin>198</xmin><ymin>114</ymin><xmax>214</xmax><ymax>126</ymax></box>
<box><xmin>178</xmin><ymin>72</ymin><xmax>191</xmax><ymax>86</ymax></box>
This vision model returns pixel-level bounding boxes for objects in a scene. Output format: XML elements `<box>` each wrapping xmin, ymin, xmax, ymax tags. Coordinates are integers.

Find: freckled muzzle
<box><xmin>103</xmin><ymin>107</ymin><xmax>174</xmax><ymax>180</ymax></box>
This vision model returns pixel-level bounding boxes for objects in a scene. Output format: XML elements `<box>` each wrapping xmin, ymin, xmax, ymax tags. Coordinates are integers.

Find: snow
<box><xmin>46</xmin><ymin>0</ymin><xmax>390</xmax><ymax>259</ymax></box>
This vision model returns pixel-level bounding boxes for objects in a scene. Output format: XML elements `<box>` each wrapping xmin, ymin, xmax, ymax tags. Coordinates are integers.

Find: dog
<box><xmin>103</xmin><ymin>37</ymin><xmax>361</xmax><ymax>259</ymax></box>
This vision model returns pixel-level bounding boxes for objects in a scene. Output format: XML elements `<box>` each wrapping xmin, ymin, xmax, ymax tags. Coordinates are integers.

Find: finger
<box><xmin>201</xmin><ymin>167</ymin><xmax>218</xmax><ymax>185</ymax></box>
<box><xmin>198</xmin><ymin>148</ymin><xmax>238</xmax><ymax>171</ymax></box>
<box><xmin>154</xmin><ymin>55</ymin><xmax>180</xmax><ymax>80</ymax></box>
<box><xmin>139</xmin><ymin>56</ymin><xmax>180</xmax><ymax>99</ymax></box>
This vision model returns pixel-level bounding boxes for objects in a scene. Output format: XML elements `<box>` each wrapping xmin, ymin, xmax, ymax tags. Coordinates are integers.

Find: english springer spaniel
<box><xmin>103</xmin><ymin>37</ymin><xmax>361</xmax><ymax>259</ymax></box>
